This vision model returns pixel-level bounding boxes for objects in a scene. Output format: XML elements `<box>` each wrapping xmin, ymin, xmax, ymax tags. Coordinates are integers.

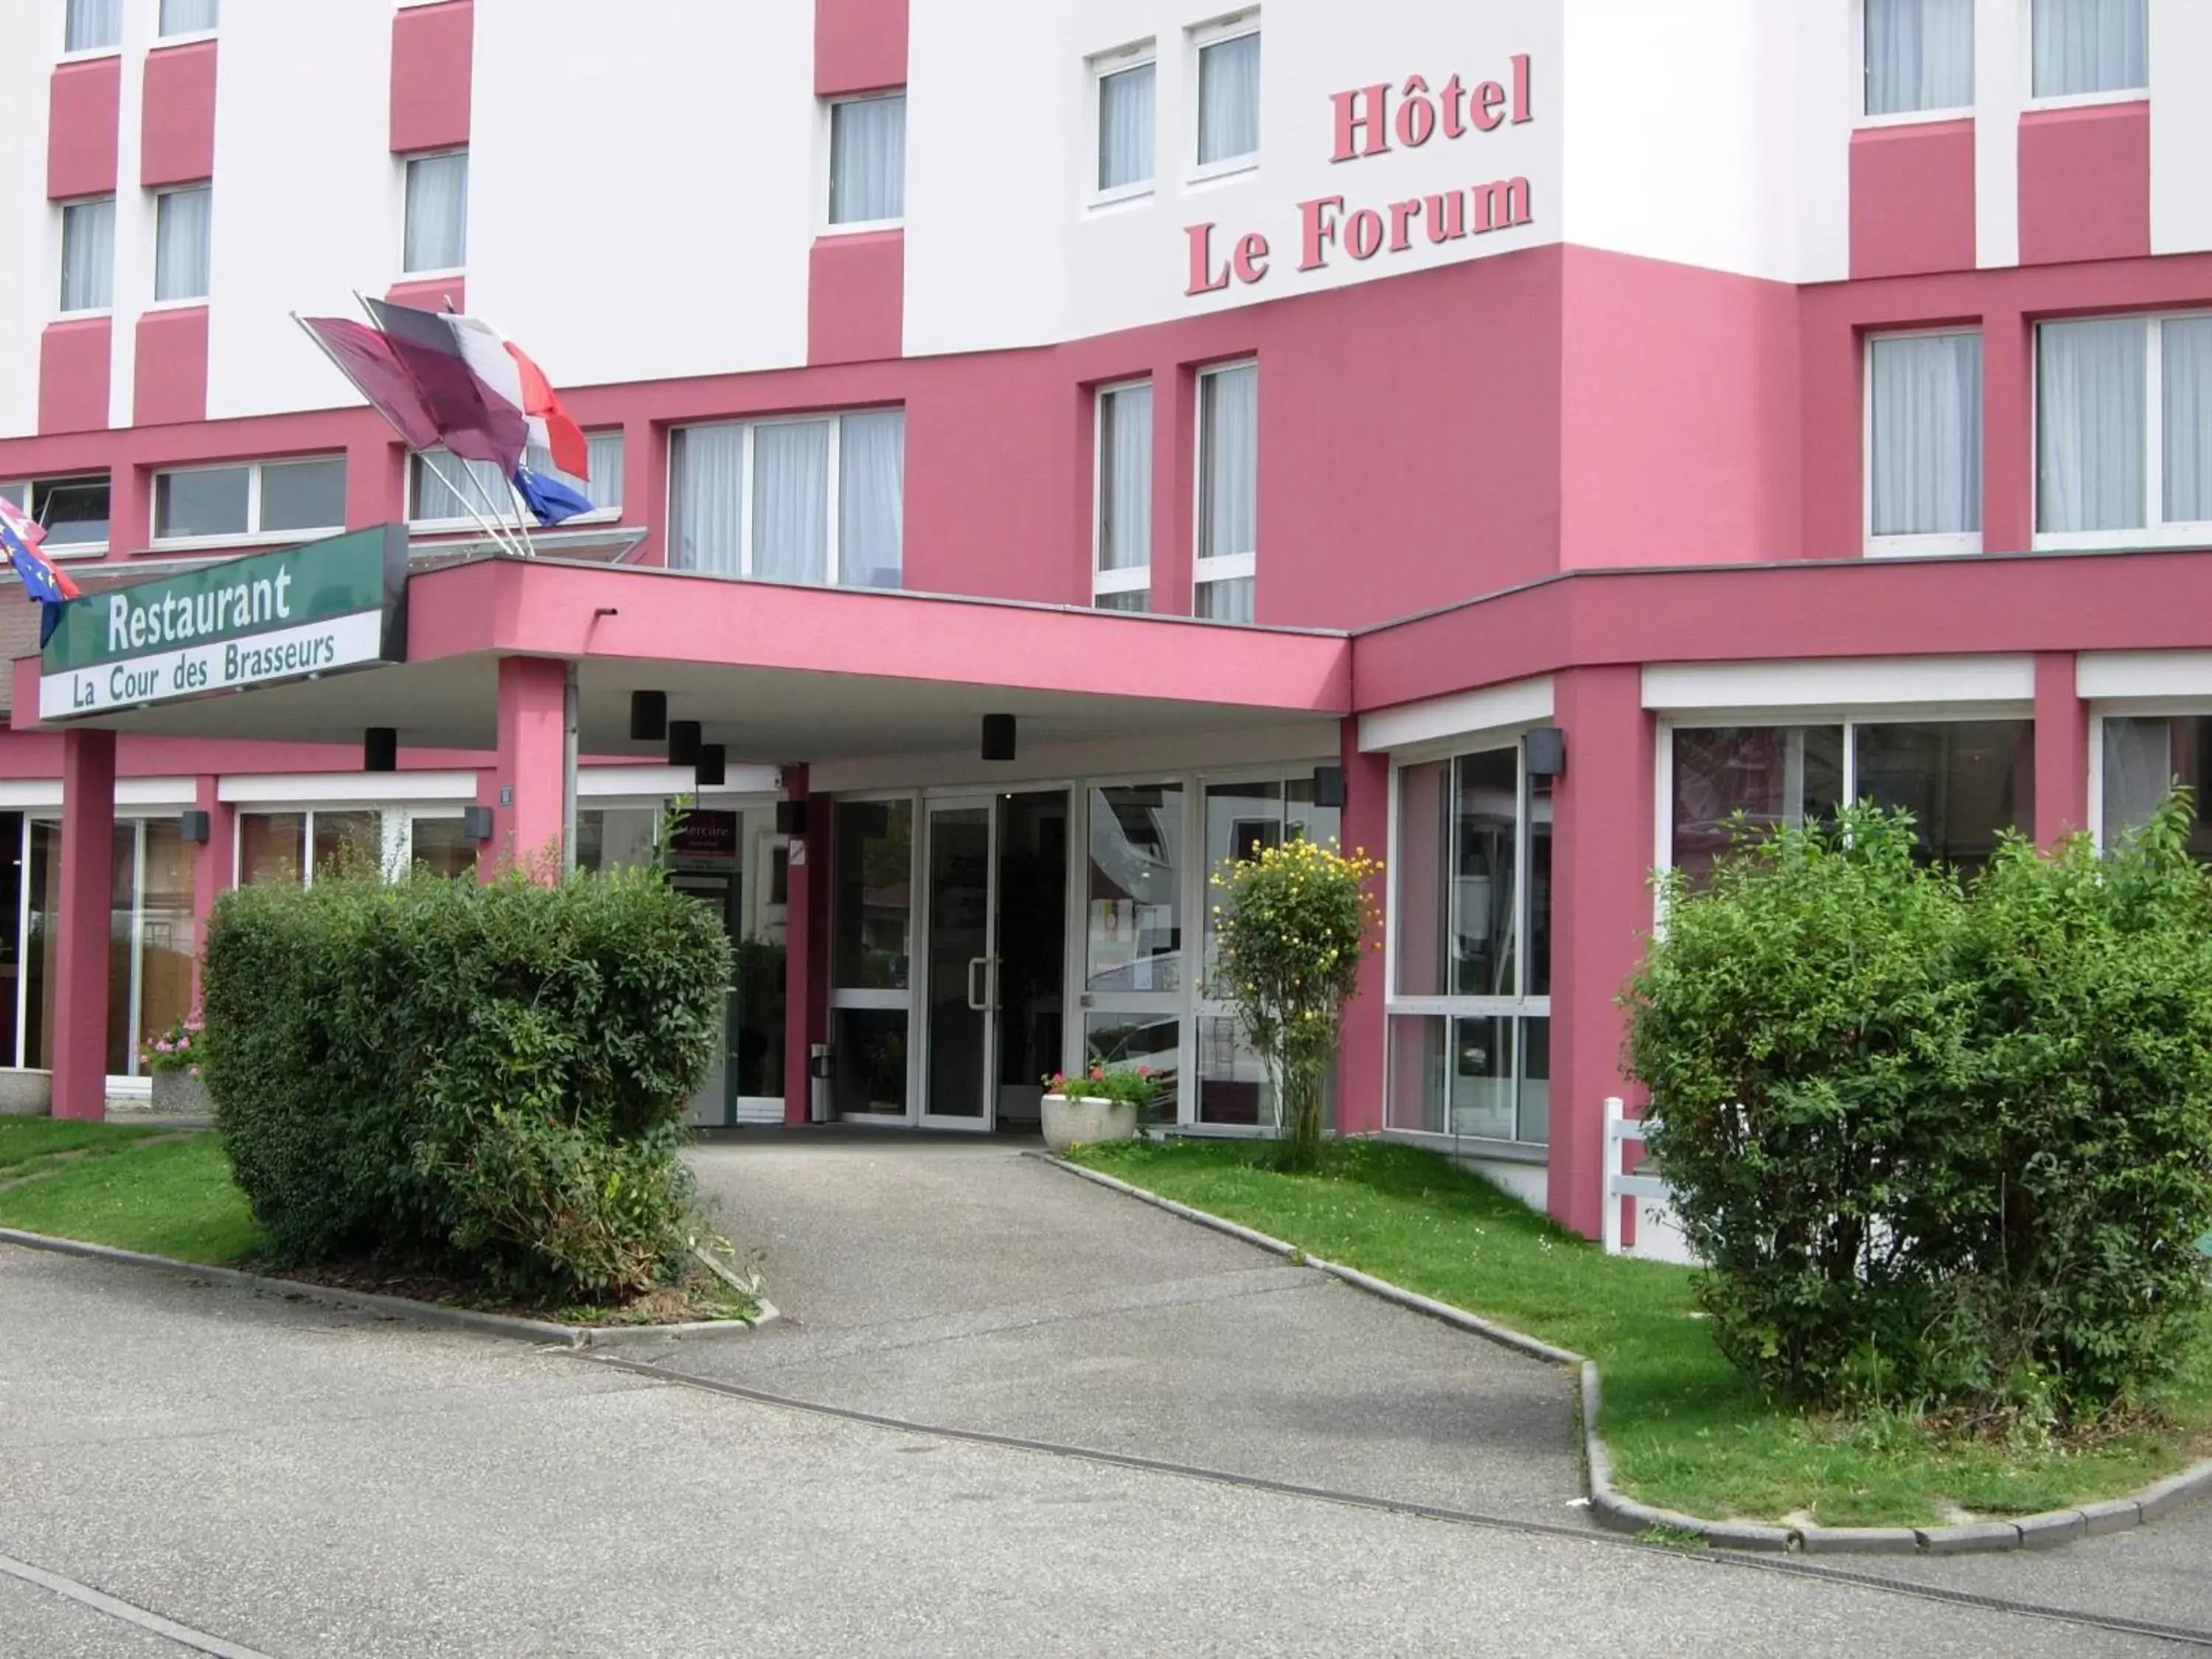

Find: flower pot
<box><xmin>150</xmin><ymin>1069</ymin><xmax>212</xmax><ymax>1118</ymax></box>
<box><xmin>1040</xmin><ymin>1093</ymin><xmax>1137</xmax><ymax>1153</ymax></box>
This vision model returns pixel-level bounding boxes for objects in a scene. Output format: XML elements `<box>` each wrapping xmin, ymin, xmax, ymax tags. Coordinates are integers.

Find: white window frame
<box><xmin>57</xmin><ymin>195</ymin><xmax>115</xmax><ymax>316</ymax></box>
<box><xmin>400</xmin><ymin>146</ymin><xmax>469</xmax><ymax>276</ymax></box>
<box><xmin>2031</xmin><ymin>309</ymin><xmax>2212</xmax><ymax>553</ymax></box>
<box><xmin>1093</xmin><ymin>378</ymin><xmax>1152</xmax><ymax>609</ymax></box>
<box><xmin>408</xmin><ymin>431</ymin><xmax>625</xmax><ymax>532</ymax></box>
<box><xmin>1188</xmin><ymin>13</ymin><xmax>1261</xmax><ymax>184</ymax></box>
<box><xmin>232</xmin><ymin>806</ymin><xmax>393</xmax><ymax>888</ymax></box>
<box><xmin>822</xmin><ymin>91</ymin><xmax>907</xmax><ymax>235</ymax></box>
<box><xmin>156</xmin><ymin>0</ymin><xmax>219</xmax><ymax>43</ymax></box>
<box><xmin>1088</xmin><ymin>42</ymin><xmax>1158</xmax><ymax>208</ymax></box>
<box><xmin>667</xmin><ymin>409</ymin><xmax>905</xmax><ymax>588</ymax></box>
<box><xmin>150</xmin><ymin>456</ymin><xmax>348</xmax><ymax>550</ymax></box>
<box><xmin>1192</xmin><ymin>359</ymin><xmax>1256</xmax><ymax>611</ymax></box>
<box><xmin>0</xmin><ymin>473</ymin><xmax>110</xmax><ymax>558</ymax></box>
<box><xmin>1864</xmin><ymin>325</ymin><xmax>1985</xmax><ymax>559</ymax></box>
<box><xmin>60</xmin><ymin>0</ymin><xmax>122</xmax><ymax>57</ymax></box>
<box><xmin>2021</xmin><ymin>0</ymin><xmax>2150</xmax><ymax>111</ymax></box>
<box><xmin>150</xmin><ymin>182</ymin><xmax>213</xmax><ymax>308</ymax></box>
<box><xmin>1854</xmin><ymin>0</ymin><xmax>1978</xmax><ymax>128</ymax></box>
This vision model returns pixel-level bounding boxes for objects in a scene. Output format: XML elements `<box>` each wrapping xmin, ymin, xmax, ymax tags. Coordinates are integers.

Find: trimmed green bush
<box><xmin>1623</xmin><ymin>799</ymin><xmax>2212</xmax><ymax>1425</ymax></box>
<box><xmin>201</xmin><ymin>865</ymin><xmax>730</xmax><ymax>1302</ymax></box>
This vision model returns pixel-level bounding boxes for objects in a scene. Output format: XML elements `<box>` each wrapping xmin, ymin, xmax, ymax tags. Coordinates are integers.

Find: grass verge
<box><xmin>0</xmin><ymin>1127</ymin><xmax>259</xmax><ymax>1262</ymax></box>
<box><xmin>0</xmin><ymin>1117</ymin><xmax>167</xmax><ymax>1181</ymax></box>
<box><xmin>1069</xmin><ymin>1138</ymin><xmax>2212</xmax><ymax>1528</ymax></box>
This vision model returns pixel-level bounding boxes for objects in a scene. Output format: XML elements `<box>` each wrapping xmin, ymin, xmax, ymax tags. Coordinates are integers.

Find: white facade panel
<box><xmin>204</xmin><ymin>0</ymin><xmax>396</xmax><ymax>420</ymax></box>
<box><xmin>0</xmin><ymin>5</ymin><xmax>52</xmax><ymax>439</ymax></box>
<box><xmin>106</xmin><ymin>0</ymin><xmax>151</xmax><ymax>431</ymax></box>
<box><xmin>2149</xmin><ymin>0</ymin><xmax>2212</xmax><ymax>256</ymax></box>
<box><xmin>1359</xmin><ymin>675</ymin><xmax>1553</xmax><ymax>754</ymax></box>
<box><xmin>1643</xmin><ymin>655</ymin><xmax>2036</xmax><ymax>711</ymax></box>
<box><xmin>468</xmin><ymin>0</ymin><xmax>815</xmax><ymax>388</ymax></box>
<box><xmin>1972</xmin><ymin>0</ymin><xmax>2025</xmax><ymax>269</ymax></box>
<box><xmin>904</xmin><ymin>0</ymin><xmax>1563</xmax><ymax>358</ymax></box>
<box><xmin>1560</xmin><ymin>0</ymin><xmax>1852</xmax><ymax>285</ymax></box>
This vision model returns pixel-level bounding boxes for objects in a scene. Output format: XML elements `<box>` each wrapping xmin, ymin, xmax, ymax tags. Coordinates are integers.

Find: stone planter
<box><xmin>0</xmin><ymin>1068</ymin><xmax>52</xmax><ymax>1115</ymax></box>
<box><xmin>1040</xmin><ymin>1093</ymin><xmax>1138</xmax><ymax>1153</ymax></box>
<box><xmin>150</xmin><ymin>1069</ymin><xmax>212</xmax><ymax>1118</ymax></box>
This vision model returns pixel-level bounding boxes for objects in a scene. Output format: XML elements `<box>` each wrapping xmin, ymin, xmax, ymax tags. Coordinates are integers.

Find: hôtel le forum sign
<box><xmin>40</xmin><ymin>524</ymin><xmax>408</xmax><ymax>720</ymax></box>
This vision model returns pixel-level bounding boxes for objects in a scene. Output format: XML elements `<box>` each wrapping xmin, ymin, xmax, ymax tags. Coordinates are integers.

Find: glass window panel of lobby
<box><xmin>1865</xmin><ymin>0</ymin><xmax>1974</xmax><ymax>116</ymax></box>
<box><xmin>1670</xmin><ymin>726</ymin><xmax>1845</xmax><ymax>888</ymax></box>
<box><xmin>829</xmin><ymin>93</ymin><xmax>905</xmax><ymax>225</ymax></box>
<box><xmin>2032</xmin><ymin>0</ymin><xmax>2147</xmax><ymax>99</ymax></box>
<box><xmin>1095</xmin><ymin>381</ymin><xmax>1152</xmax><ymax>611</ymax></box>
<box><xmin>1868</xmin><ymin>332</ymin><xmax>1982</xmax><ymax>552</ymax></box>
<box><xmin>2104</xmin><ymin>716</ymin><xmax>2212</xmax><ymax>862</ymax></box>
<box><xmin>1195</xmin><ymin>361</ymin><xmax>1256</xmax><ymax>622</ymax></box>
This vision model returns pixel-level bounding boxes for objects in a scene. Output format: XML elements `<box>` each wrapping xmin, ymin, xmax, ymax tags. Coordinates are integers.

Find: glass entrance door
<box><xmin>669</xmin><ymin>872</ymin><xmax>736</xmax><ymax>1127</ymax></box>
<box><xmin>921</xmin><ymin>799</ymin><xmax>995</xmax><ymax>1126</ymax></box>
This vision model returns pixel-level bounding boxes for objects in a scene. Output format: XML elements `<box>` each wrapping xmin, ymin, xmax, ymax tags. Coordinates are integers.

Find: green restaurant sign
<box><xmin>40</xmin><ymin>525</ymin><xmax>408</xmax><ymax>720</ymax></box>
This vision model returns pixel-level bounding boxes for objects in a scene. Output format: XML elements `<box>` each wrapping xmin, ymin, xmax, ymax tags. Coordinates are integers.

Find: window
<box><xmin>669</xmin><ymin>410</ymin><xmax>905</xmax><ymax>588</ymax></box>
<box><xmin>403</xmin><ymin>150</ymin><xmax>467</xmax><ymax>272</ymax></box>
<box><xmin>153</xmin><ymin>456</ymin><xmax>346</xmax><ymax>543</ymax></box>
<box><xmin>64</xmin><ymin>0</ymin><xmax>119</xmax><ymax>52</ymax></box>
<box><xmin>829</xmin><ymin>94</ymin><xmax>905</xmax><ymax>226</ymax></box>
<box><xmin>1194</xmin><ymin>361</ymin><xmax>1256</xmax><ymax>622</ymax></box>
<box><xmin>410</xmin><ymin>432</ymin><xmax>624</xmax><ymax>526</ymax></box>
<box><xmin>0</xmin><ymin>475</ymin><xmax>109</xmax><ymax>550</ymax></box>
<box><xmin>59</xmin><ymin>198</ymin><xmax>114</xmax><ymax>313</ymax></box>
<box><xmin>1865</xmin><ymin>0</ymin><xmax>1974</xmax><ymax>116</ymax></box>
<box><xmin>2037</xmin><ymin>313</ymin><xmax>2212</xmax><ymax>545</ymax></box>
<box><xmin>238</xmin><ymin>811</ymin><xmax>381</xmax><ymax>887</ymax></box>
<box><xmin>1668</xmin><ymin>717</ymin><xmax>2033</xmax><ymax>879</ymax></box>
<box><xmin>158</xmin><ymin>0</ymin><xmax>218</xmax><ymax>35</ymax></box>
<box><xmin>1096</xmin><ymin>54</ymin><xmax>1156</xmax><ymax>195</ymax></box>
<box><xmin>2104</xmin><ymin>715</ymin><xmax>2212</xmax><ymax>860</ymax></box>
<box><xmin>1196</xmin><ymin>24</ymin><xmax>1260</xmax><ymax>168</ymax></box>
<box><xmin>154</xmin><ymin>184</ymin><xmax>212</xmax><ymax>302</ymax></box>
<box><xmin>1868</xmin><ymin>331</ymin><xmax>1982</xmax><ymax>554</ymax></box>
<box><xmin>2031</xmin><ymin>0</ymin><xmax>2147</xmax><ymax>99</ymax></box>
<box><xmin>1388</xmin><ymin>740</ymin><xmax>1553</xmax><ymax>1146</ymax></box>
<box><xmin>1095</xmin><ymin>381</ymin><xmax>1152</xmax><ymax>611</ymax></box>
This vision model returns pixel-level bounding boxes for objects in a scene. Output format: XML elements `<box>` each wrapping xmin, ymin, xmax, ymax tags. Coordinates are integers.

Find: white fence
<box><xmin>1601</xmin><ymin>1096</ymin><xmax>1672</xmax><ymax>1259</ymax></box>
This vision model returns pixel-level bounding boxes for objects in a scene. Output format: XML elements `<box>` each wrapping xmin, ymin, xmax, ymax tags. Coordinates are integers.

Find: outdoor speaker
<box><xmin>630</xmin><ymin>689</ymin><xmax>668</xmax><ymax>742</ymax></box>
<box><xmin>364</xmin><ymin>727</ymin><xmax>397</xmax><ymax>773</ymax></box>
<box><xmin>667</xmin><ymin>720</ymin><xmax>702</xmax><ymax>767</ymax></box>
<box><xmin>1312</xmin><ymin>765</ymin><xmax>1347</xmax><ymax>809</ymax></box>
<box><xmin>981</xmin><ymin>713</ymin><xmax>1017</xmax><ymax>762</ymax></box>
<box><xmin>179</xmin><ymin>810</ymin><xmax>211</xmax><ymax>845</ymax></box>
<box><xmin>695</xmin><ymin>744</ymin><xmax>726</xmax><ymax>788</ymax></box>
<box><xmin>776</xmin><ymin>799</ymin><xmax>807</xmax><ymax>837</ymax></box>
<box><xmin>462</xmin><ymin>804</ymin><xmax>495</xmax><ymax>841</ymax></box>
<box><xmin>1525</xmin><ymin>727</ymin><xmax>1566</xmax><ymax>778</ymax></box>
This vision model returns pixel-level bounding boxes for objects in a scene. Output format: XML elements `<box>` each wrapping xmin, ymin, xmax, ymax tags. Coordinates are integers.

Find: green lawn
<box><xmin>1071</xmin><ymin>1138</ymin><xmax>2212</xmax><ymax>1528</ymax></box>
<box><xmin>0</xmin><ymin>1124</ymin><xmax>258</xmax><ymax>1264</ymax></box>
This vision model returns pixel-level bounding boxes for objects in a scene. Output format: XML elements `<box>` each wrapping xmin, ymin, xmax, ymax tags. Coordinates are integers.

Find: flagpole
<box><xmin>293</xmin><ymin>310</ymin><xmax>527</xmax><ymax>558</ymax></box>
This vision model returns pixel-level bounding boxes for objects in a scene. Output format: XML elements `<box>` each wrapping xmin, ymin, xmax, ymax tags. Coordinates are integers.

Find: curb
<box><xmin>0</xmin><ymin>1226</ymin><xmax>778</xmax><ymax>1348</ymax></box>
<box><xmin>1036</xmin><ymin>1152</ymin><xmax>2212</xmax><ymax>1557</ymax></box>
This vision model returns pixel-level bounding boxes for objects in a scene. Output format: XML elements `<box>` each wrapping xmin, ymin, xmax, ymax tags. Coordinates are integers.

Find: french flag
<box><xmin>359</xmin><ymin>299</ymin><xmax>588</xmax><ymax>479</ymax></box>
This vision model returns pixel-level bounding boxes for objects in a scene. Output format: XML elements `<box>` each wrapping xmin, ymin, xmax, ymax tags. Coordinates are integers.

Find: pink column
<box><xmin>1333</xmin><ymin>722</ymin><xmax>1388</xmax><ymax>1134</ymax></box>
<box><xmin>53</xmin><ymin>728</ymin><xmax>116</xmax><ymax>1121</ymax></box>
<box><xmin>2034</xmin><ymin>650</ymin><xmax>2087</xmax><ymax>847</ymax></box>
<box><xmin>187</xmin><ymin>773</ymin><xmax>234</xmax><ymax>1006</ymax></box>
<box><xmin>1983</xmin><ymin>305</ymin><xmax>2033</xmax><ymax>555</ymax></box>
<box><xmin>488</xmin><ymin>655</ymin><xmax>568</xmax><ymax>880</ymax></box>
<box><xmin>1150</xmin><ymin>363</ymin><xmax>1196</xmax><ymax>616</ymax></box>
<box><xmin>1546</xmin><ymin>666</ymin><xmax>1655</xmax><ymax>1239</ymax></box>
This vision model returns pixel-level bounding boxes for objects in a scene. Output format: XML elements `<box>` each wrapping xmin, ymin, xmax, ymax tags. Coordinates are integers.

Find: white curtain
<box><xmin>1200</xmin><ymin>364</ymin><xmax>1257</xmax><ymax>560</ymax></box>
<box><xmin>155</xmin><ymin>185</ymin><xmax>212</xmax><ymax>302</ymax></box>
<box><xmin>2163</xmin><ymin>319</ymin><xmax>2212</xmax><ymax>526</ymax></box>
<box><xmin>838</xmin><ymin>410</ymin><xmax>904</xmax><ymax>589</ymax></box>
<box><xmin>59</xmin><ymin>198</ymin><xmax>114</xmax><ymax>313</ymax></box>
<box><xmin>1099</xmin><ymin>384</ymin><xmax>1152</xmax><ymax>574</ymax></box>
<box><xmin>403</xmin><ymin>153</ymin><xmax>468</xmax><ymax>273</ymax></box>
<box><xmin>66</xmin><ymin>0</ymin><xmax>120</xmax><ymax>51</ymax></box>
<box><xmin>2039</xmin><ymin>317</ymin><xmax>2146</xmax><ymax>533</ymax></box>
<box><xmin>1866</xmin><ymin>0</ymin><xmax>1974</xmax><ymax>116</ymax></box>
<box><xmin>525</xmin><ymin>431</ymin><xmax>623</xmax><ymax>512</ymax></box>
<box><xmin>1871</xmin><ymin>333</ymin><xmax>1982</xmax><ymax>537</ymax></box>
<box><xmin>2033</xmin><ymin>0</ymin><xmax>2147</xmax><ymax>97</ymax></box>
<box><xmin>159</xmin><ymin>0</ymin><xmax>218</xmax><ymax>35</ymax></box>
<box><xmin>1198</xmin><ymin>34</ymin><xmax>1261</xmax><ymax>164</ymax></box>
<box><xmin>753</xmin><ymin>422</ymin><xmax>830</xmax><ymax>583</ymax></box>
<box><xmin>1197</xmin><ymin>577</ymin><xmax>1255</xmax><ymax>624</ymax></box>
<box><xmin>1098</xmin><ymin>62</ymin><xmax>1155</xmax><ymax>190</ymax></box>
<box><xmin>670</xmin><ymin>426</ymin><xmax>745</xmax><ymax>574</ymax></box>
<box><xmin>830</xmin><ymin>95</ymin><xmax>905</xmax><ymax>224</ymax></box>
<box><xmin>2104</xmin><ymin>716</ymin><xmax>2176</xmax><ymax>843</ymax></box>
<box><xmin>414</xmin><ymin>449</ymin><xmax>509</xmax><ymax>524</ymax></box>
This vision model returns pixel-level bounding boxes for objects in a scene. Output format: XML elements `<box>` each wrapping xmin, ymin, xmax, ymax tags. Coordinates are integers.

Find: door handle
<box><xmin>967</xmin><ymin>956</ymin><xmax>990</xmax><ymax>1012</ymax></box>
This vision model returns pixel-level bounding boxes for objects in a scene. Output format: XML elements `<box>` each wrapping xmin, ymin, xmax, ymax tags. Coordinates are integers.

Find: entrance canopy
<box><xmin>13</xmin><ymin>551</ymin><xmax>1353</xmax><ymax>760</ymax></box>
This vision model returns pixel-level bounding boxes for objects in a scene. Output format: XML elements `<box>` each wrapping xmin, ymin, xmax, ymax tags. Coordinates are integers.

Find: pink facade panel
<box><xmin>38</xmin><ymin>318</ymin><xmax>111</xmax><ymax>435</ymax></box>
<box><xmin>46</xmin><ymin>55</ymin><xmax>119</xmax><ymax>200</ymax></box>
<box><xmin>815</xmin><ymin>0</ymin><xmax>908</xmax><ymax>97</ymax></box>
<box><xmin>2018</xmin><ymin>102</ymin><xmax>2150</xmax><ymax>267</ymax></box>
<box><xmin>132</xmin><ymin>305</ymin><xmax>209</xmax><ymax>427</ymax></box>
<box><xmin>1849</xmin><ymin>120</ymin><xmax>1975</xmax><ymax>279</ymax></box>
<box><xmin>807</xmin><ymin>232</ymin><xmax>904</xmax><ymax>366</ymax></box>
<box><xmin>386</xmin><ymin>274</ymin><xmax>466</xmax><ymax>314</ymax></box>
<box><xmin>1559</xmin><ymin>248</ymin><xmax>1802</xmax><ymax>568</ymax></box>
<box><xmin>389</xmin><ymin>0</ymin><xmax>473</xmax><ymax>154</ymax></box>
<box><xmin>140</xmin><ymin>41</ymin><xmax>217</xmax><ymax>189</ymax></box>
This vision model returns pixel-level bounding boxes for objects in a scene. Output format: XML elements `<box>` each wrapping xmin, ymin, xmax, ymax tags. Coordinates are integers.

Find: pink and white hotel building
<box><xmin>4</xmin><ymin>0</ymin><xmax>2212</xmax><ymax>1238</ymax></box>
